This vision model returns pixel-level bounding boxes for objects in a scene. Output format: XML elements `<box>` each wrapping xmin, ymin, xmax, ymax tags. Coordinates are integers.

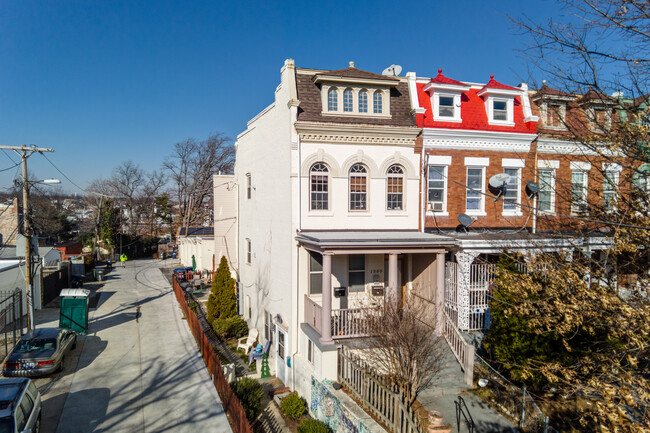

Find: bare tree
<box><xmin>347</xmin><ymin>294</ymin><xmax>446</xmax><ymax>408</ymax></box>
<box><xmin>163</xmin><ymin>133</ymin><xmax>234</xmax><ymax>228</ymax></box>
<box><xmin>109</xmin><ymin>160</ymin><xmax>145</xmax><ymax>236</ymax></box>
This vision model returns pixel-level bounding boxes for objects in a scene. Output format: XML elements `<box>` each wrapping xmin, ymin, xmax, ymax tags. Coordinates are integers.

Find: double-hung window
<box><xmin>428</xmin><ymin>166</ymin><xmax>446</xmax><ymax>212</ymax></box>
<box><xmin>538</xmin><ymin>169</ymin><xmax>555</xmax><ymax>212</ymax></box>
<box><xmin>386</xmin><ymin>165</ymin><xmax>404</xmax><ymax>210</ymax></box>
<box><xmin>571</xmin><ymin>170</ymin><xmax>589</xmax><ymax>215</ymax></box>
<box><xmin>309</xmin><ymin>251</ymin><xmax>323</xmax><ymax>295</ymax></box>
<box><xmin>310</xmin><ymin>163</ymin><xmax>329</xmax><ymax>210</ymax></box>
<box><xmin>348</xmin><ymin>254</ymin><xmax>365</xmax><ymax>292</ymax></box>
<box><xmin>503</xmin><ymin>167</ymin><xmax>521</xmax><ymax>214</ymax></box>
<box><xmin>438</xmin><ymin>96</ymin><xmax>455</xmax><ymax>118</ymax></box>
<box><xmin>349</xmin><ymin>164</ymin><xmax>368</xmax><ymax>211</ymax></box>
<box><xmin>493</xmin><ymin>100</ymin><xmax>508</xmax><ymax>121</ymax></box>
<box><xmin>603</xmin><ymin>164</ymin><xmax>620</xmax><ymax>211</ymax></box>
<box><xmin>264</xmin><ymin>310</ymin><xmax>273</xmax><ymax>344</ymax></box>
<box><xmin>466</xmin><ymin>167</ymin><xmax>485</xmax><ymax>213</ymax></box>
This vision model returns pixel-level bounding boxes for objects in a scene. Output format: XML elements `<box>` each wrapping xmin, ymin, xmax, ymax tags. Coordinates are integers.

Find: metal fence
<box><xmin>0</xmin><ymin>289</ymin><xmax>24</xmax><ymax>361</ymax></box>
<box><xmin>474</xmin><ymin>354</ymin><xmax>558</xmax><ymax>432</ymax></box>
<box><xmin>338</xmin><ymin>347</ymin><xmax>423</xmax><ymax>433</ymax></box>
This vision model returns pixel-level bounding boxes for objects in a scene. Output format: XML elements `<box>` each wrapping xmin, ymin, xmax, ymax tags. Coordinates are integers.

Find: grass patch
<box><xmin>226</xmin><ymin>340</ymin><xmax>255</xmax><ymax>368</ymax></box>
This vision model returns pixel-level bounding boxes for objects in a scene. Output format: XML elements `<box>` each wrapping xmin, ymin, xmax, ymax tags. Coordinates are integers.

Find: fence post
<box><xmin>521</xmin><ymin>385</ymin><xmax>526</xmax><ymax>428</ymax></box>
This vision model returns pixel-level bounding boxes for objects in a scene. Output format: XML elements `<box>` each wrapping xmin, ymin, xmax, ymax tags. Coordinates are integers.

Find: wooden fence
<box><xmin>338</xmin><ymin>347</ymin><xmax>423</xmax><ymax>433</ymax></box>
<box><xmin>172</xmin><ymin>277</ymin><xmax>252</xmax><ymax>433</ymax></box>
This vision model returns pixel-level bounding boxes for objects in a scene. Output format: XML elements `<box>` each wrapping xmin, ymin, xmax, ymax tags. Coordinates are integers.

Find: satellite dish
<box><xmin>488</xmin><ymin>173</ymin><xmax>511</xmax><ymax>201</ymax></box>
<box><xmin>457</xmin><ymin>213</ymin><xmax>476</xmax><ymax>229</ymax></box>
<box><xmin>489</xmin><ymin>173</ymin><xmax>511</xmax><ymax>189</ymax></box>
<box><xmin>526</xmin><ymin>181</ymin><xmax>540</xmax><ymax>198</ymax></box>
<box><xmin>382</xmin><ymin>64</ymin><xmax>402</xmax><ymax>76</ymax></box>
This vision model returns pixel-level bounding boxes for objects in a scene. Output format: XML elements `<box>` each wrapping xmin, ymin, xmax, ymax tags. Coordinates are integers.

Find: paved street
<box><xmin>35</xmin><ymin>258</ymin><xmax>232</xmax><ymax>433</ymax></box>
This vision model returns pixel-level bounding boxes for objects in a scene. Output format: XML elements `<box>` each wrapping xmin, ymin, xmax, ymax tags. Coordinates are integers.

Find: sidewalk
<box><xmin>40</xmin><ymin>259</ymin><xmax>232</xmax><ymax>433</ymax></box>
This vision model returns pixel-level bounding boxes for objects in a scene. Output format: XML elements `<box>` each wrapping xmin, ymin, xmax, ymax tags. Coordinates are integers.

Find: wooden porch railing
<box><xmin>304</xmin><ymin>296</ymin><xmax>373</xmax><ymax>339</ymax></box>
<box><xmin>304</xmin><ymin>295</ymin><xmax>323</xmax><ymax>335</ymax></box>
<box><xmin>338</xmin><ymin>347</ymin><xmax>422</xmax><ymax>433</ymax></box>
<box><xmin>443</xmin><ymin>310</ymin><xmax>475</xmax><ymax>386</ymax></box>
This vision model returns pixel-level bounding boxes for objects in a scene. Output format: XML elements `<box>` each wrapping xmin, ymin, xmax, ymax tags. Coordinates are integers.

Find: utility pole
<box><xmin>0</xmin><ymin>144</ymin><xmax>55</xmax><ymax>332</ymax></box>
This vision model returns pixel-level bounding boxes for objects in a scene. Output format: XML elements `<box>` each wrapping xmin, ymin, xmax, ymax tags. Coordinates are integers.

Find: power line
<box><xmin>0</xmin><ymin>161</ymin><xmax>21</xmax><ymax>173</ymax></box>
<box><xmin>39</xmin><ymin>152</ymin><xmax>87</xmax><ymax>193</ymax></box>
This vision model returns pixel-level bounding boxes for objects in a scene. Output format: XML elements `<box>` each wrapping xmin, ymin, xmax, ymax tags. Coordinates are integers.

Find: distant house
<box><xmin>55</xmin><ymin>242</ymin><xmax>83</xmax><ymax>260</ymax></box>
<box><xmin>0</xmin><ymin>198</ymin><xmax>21</xmax><ymax>247</ymax></box>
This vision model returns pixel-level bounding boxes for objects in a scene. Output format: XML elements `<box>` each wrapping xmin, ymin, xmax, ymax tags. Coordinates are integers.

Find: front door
<box><xmin>276</xmin><ymin>327</ymin><xmax>287</xmax><ymax>384</ymax></box>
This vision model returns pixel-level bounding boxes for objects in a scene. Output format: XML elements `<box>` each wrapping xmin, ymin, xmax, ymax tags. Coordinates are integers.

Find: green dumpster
<box><xmin>59</xmin><ymin>289</ymin><xmax>91</xmax><ymax>334</ymax></box>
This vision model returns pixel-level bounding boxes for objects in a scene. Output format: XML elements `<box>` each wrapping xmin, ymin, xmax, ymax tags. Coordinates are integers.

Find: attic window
<box><xmin>322</xmin><ymin>86</ymin><xmax>390</xmax><ymax>117</ymax></box>
<box><xmin>439</xmin><ymin>96</ymin><xmax>454</xmax><ymax>117</ymax></box>
<box><xmin>493</xmin><ymin>100</ymin><xmax>508</xmax><ymax>121</ymax></box>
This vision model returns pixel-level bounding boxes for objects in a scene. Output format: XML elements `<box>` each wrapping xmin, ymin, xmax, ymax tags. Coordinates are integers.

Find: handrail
<box><xmin>443</xmin><ymin>310</ymin><xmax>475</xmax><ymax>386</ymax></box>
<box><xmin>455</xmin><ymin>396</ymin><xmax>475</xmax><ymax>433</ymax></box>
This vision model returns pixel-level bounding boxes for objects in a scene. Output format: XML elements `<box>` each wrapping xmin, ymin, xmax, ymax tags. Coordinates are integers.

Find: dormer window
<box><xmin>358</xmin><ymin>90</ymin><xmax>368</xmax><ymax>113</ymax></box>
<box><xmin>477</xmin><ymin>75</ymin><xmax>520</xmax><ymax>126</ymax></box>
<box><xmin>343</xmin><ymin>89</ymin><xmax>354</xmax><ymax>112</ymax></box>
<box><xmin>328</xmin><ymin>88</ymin><xmax>338</xmax><ymax>111</ymax></box>
<box><xmin>543</xmin><ymin>103</ymin><xmax>566</xmax><ymax>129</ymax></box>
<box><xmin>373</xmin><ymin>91</ymin><xmax>383</xmax><ymax>114</ymax></box>
<box><xmin>587</xmin><ymin>107</ymin><xmax>612</xmax><ymax>132</ymax></box>
<box><xmin>423</xmin><ymin>69</ymin><xmax>469</xmax><ymax>123</ymax></box>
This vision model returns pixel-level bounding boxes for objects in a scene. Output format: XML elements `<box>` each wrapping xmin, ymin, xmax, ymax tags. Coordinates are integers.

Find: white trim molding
<box><xmin>570</xmin><ymin>161</ymin><xmax>592</xmax><ymax>171</ymax></box>
<box><xmin>423</xmin><ymin>128</ymin><xmax>536</xmax><ymax>153</ymax></box>
<box><xmin>465</xmin><ymin>157</ymin><xmax>490</xmax><ymax>167</ymax></box>
<box><xmin>602</xmin><ymin>162</ymin><xmax>622</xmax><ymax>172</ymax></box>
<box><xmin>502</xmin><ymin>158</ymin><xmax>525</xmax><ymax>168</ymax></box>
<box><xmin>428</xmin><ymin>155</ymin><xmax>452</xmax><ymax>165</ymax></box>
<box><xmin>538</xmin><ymin>160</ymin><xmax>560</xmax><ymax>170</ymax></box>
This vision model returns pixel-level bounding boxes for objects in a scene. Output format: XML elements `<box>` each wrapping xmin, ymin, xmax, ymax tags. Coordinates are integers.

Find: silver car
<box><xmin>2</xmin><ymin>328</ymin><xmax>76</xmax><ymax>377</ymax></box>
<box><xmin>0</xmin><ymin>377</ymin><xmax>41</xmax><ymax>433</ymax></box>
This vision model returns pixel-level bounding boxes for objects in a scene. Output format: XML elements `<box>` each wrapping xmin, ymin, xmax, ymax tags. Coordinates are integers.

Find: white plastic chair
<box><xmin>236</xmin><ymin>328</ymin><xmax>259</xmax><ymax>354</ymax></box>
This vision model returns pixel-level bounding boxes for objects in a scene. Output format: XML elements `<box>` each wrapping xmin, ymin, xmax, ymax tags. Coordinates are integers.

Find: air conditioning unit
<box><xmin>430</xmin><ymin>202</ymin><xmax>443</xmax><ymax>212</ymax></box>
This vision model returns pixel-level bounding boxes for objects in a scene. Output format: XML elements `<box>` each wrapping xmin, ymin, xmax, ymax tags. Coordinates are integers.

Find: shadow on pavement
<box><xmin>54</xmin><ymin>387</ymin><xmax>111</xmax><ymax>433</ymax></box>
<box><xmin>90</xmin><ymin>291</ymin><xmax>115</xmax><ymax>310</ymax></box>
<box><xmin>75</xmin><ymin>336</ymin><xmax>108</xmax><ymax>371</ymax></box>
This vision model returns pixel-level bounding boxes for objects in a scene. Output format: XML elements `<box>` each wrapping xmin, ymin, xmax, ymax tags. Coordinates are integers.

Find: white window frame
<box><xmin>433</xmin><ymin>92</ymin><xmax>462</xmax><ymax>122</ymax></box>
<box><xmin>427</xmin><ymin>156</ymin><xmax>451</xmax><ymax>215</ymax></box>
<box><xmin>502</xmin><ymin>158</ymin><xmax>524</xmax><ymax>216</ymax></box>
<box><xmin>373</xmin><ymin>90</ymin><xmax>383</xmax><ymax>114</ymax></box>
<box><xmin>309</xmin><ymin>163</ymin><xmax>329</xmax><ymax>211</ymax></box>
<box><xmin>246</xmin><ymin>238</ymin><xmax>252</xmax><ymax>264</ymax></box>
<box><xmin>542</xmin><ymin>102</ymin><xmax>566</xmax><ymax>129</ymax></box>
<box><xmin>307</xmin><ymin>338</ymin><xmax>314</xmax><ymax>364</ymax></box>
<box><xmin>349</xmin><ymin>164</ymin><xmax>368</xmax><ymax>212</ymax></box>
<box><xmin>386</xmin><ymin>165</ymin><xmax>405</xmax><ymax>211</ymax></box>
<box><xmin>328</xmin><ymin>87</ymin><xmax>338</xmax><ymax>111</ymax></box>
<box><xmin>343</xmin><ymin>88</ymin><xmax>354</xmax><ymax>112</ymax></box>
<box><xmin>538</xmin><ymin>160</ymin><xmax>559</xmax><ymax>214</ymax></box>
<box><xmin>308</xmin><ymin>251</ymin><xmax>323</xmax><ymax>295</ymax></box>
<box><xmin>464</xmin><ymin>157</ymin><xmax>488</xmax><ymax>216</ymax></box>
<box><xmin>570</xmin><ymin>161</ymin><xmax>591</xmax><ymax>215</ymax></box>
<box><xmin>246</xmin><ymin>173</ymin><xmax>252</xmax><ymax>199</ymax></box>
<box><xmin>603</xmin><ymin>163</ymin><xmax>622</xmax><ymax>212</ymax></box>
<box><xmin>321</xmin><ymin>85</ymin><xmax>390</xmax><ymax>118</ymax></box>
<box><xmin>484</xmin><ymin>96</ymin><xmax>515</xmax><ymax>126</ymax></box>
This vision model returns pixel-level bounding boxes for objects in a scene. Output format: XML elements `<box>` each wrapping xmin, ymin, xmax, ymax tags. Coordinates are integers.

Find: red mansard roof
<box><xmin>479</xmin><ymin>75</ymin><xmax>520</xmax><ymax>92</ymax></box>
<box><xmin>415</xmin><ymin>80</ymin><xmax>536</xmax><ymax>133</ymax></box>
<box><xmin>430</xmin><ymin>69</ymin><xmax>467</xmax><ymax>86</ymax></box>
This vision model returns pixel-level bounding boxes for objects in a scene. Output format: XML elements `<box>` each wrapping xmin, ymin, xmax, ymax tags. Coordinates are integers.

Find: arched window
<box><xmin>343</xmin><ymin>89</ymin><xmax>353</xmax><ymax>112</ymax></box>
<box><xmin>328</xmin><ymin>88</ymin><xmax>338</xmax><ymax>111</ymax></box>
<box><xmin>310</xmin><ymin>163</ymin><xmax>329</xmax><ymax>210</ymax></box>
<box><xmin>349</xmin><ymin>164</ymin><xmax>368</xmax><ymax>211</ymax></box>
<box><xmin>358</xmin><ymin>90</ymin><xmax>368</xmax><ymax>113</ymax></box>
<box><xmin>386</xmin><ymin>165</ymin><xmax>404</xmax><ymax>210</ymax></box>
<box><xmin>373</xmin><ymin>91</ymin><xmax>383</xmax><ymax>114</ymax></box>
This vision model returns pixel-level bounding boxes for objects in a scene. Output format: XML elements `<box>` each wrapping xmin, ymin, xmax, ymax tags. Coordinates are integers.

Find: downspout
<box><xmin>292</xmin><ymin>241</ymin><xmax>300</xmax><ymax>390</ymax></box>
<box><xmin>532</xmin><ymin>138</ymin><xmax>538</xmax><ymax>234</ymax></box>
<box><xmin>420</xmin><ymin>147</ymin><xmax>427</xmax><ymax>232</ymax></box>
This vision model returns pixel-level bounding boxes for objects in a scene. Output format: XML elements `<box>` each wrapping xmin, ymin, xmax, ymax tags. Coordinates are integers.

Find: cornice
<box><xmin>422</xmin><ymin>128</ymin><xmax>536</xmax><ymax>152</ymax></box>
<box><xmin>295</xmin><ymin>121</ymin><xmax>420</xmax><ymax>146</ymax></box>
<box><xmin>536</xmin><ymin>137</ymin><xmax>614</xmax><ymax>156</ymax></box>
<box><xmin>312</xmin><ymin>75</ymin><xmax>399</xmax><ymax>87</ymax></box>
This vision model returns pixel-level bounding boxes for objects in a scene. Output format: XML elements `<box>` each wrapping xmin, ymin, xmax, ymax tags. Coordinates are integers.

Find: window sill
<box><xmin>537</xmin><ymin>210</ymin><xmax>556</xmax><ymax>216</ymax></box>
<box><xmin>433</xmin><ymin>116</ymin><xmax>462</xmax><ymax>123</ymax></box>
<box><xmin>465</xmin><ymin>211</ymin><xmax>486</xmax><ymax>216</ymax></box>
<box><xmin>385</xmin><ymin>211</ymin><xmax>408</xmax><ymax>216</ymax></box>
<box><xmin>322</xmin><ymin>111</ymin><xmax>391</xmax><ymax>119</ymax></box>
<box><xmin>308</xmin><ymin>211</ymin><xmax>334</xmax><ymax>217</ymax></box>
<box><xmin>426</xmin><ymin>212</ymin><xmax>449</xmax><ymax>217</ymax></box>
<box><xmin>502</xmin><ymin>212</ymin><xmax>523</xmax><ymax>217</ymax></box>
<box><xmin>347</xmin><ymin>212</ymin><xmax>372</xmax><ymax>217</ymax></box>
<box><xmin>488</xmin><ymin>120</ymin><xmax>515</xmax><ymax>127</ymax></box>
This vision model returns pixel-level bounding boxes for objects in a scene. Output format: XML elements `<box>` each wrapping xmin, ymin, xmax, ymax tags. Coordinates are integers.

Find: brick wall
<box><xmin>0</xmin><ymin>198</ymin><xmax>20</xmax><ymax>246</ymax></box>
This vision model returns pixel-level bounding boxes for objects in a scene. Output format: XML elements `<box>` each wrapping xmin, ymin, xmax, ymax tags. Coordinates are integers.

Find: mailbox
<box><xmin>371</xmin><ymin>283</ymin><xmax>385</xmax><ymax>296</ymax></box>
<box><xmin>334</xmin><ymin>286</ymin><xmax>347</xmax><ymax>297</ymax></box>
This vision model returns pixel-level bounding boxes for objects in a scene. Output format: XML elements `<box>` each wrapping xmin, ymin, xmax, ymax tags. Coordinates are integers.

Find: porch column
<box><xmin>320</xmin><ymin>253</ymin><xmax>334</xmax><ymax>345</ymax></box>
<box><xmin>388</xmin><ymin>252</ymin><xmax>400</xmax><ymax>305</ymax></box>
<box><xmin>435</xmin><ymin>252</ymin><xmax>445</xmax><ymax>336</ymax></box>
<box><xmin>455</xmin><ymin>251</ymin><xmax>479</xmax><ymax>331</ymax></box>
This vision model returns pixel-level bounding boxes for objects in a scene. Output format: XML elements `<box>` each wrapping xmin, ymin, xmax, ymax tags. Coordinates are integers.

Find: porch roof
<box><xmin>296</xmin><ymin>230</ymin><xmax>454</xmax><ymax>254</ymax></box>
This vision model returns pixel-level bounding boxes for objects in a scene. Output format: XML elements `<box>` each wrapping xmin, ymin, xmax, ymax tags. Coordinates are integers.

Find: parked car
<box><xmin>2</xmin><ymin>328</ymin><xmax>77</xmax><ymax>377</ymax></box>
<box><xmin>0</xmin><ymin>377</ymin><xmax>41</xmax><ymax>433</ymax></box>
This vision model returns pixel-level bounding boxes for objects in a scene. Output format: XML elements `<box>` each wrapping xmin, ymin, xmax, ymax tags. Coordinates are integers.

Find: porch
<box><xmin>304</xmin><ymin>295</ymin><xmax>372</xmax><ymax>340</ymax></box>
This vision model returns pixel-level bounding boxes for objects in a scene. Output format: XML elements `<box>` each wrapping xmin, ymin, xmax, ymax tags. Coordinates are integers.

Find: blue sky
<box><xmin>0</xmin><ymin>0</ymin><xmax>560</xmax><ymax>193</ymax></box>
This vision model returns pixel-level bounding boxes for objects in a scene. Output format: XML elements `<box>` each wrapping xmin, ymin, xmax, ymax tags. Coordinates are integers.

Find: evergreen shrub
<box><xmin>297</xmin><ymin>419</ymin><xmax>331</xmax><ymax>433</ymax></box>
<box><xmin>230</xmin><ymin>377</ymin><xmax>263</xmax><ymax>421</ymax></box>
<box><xmin>212</xmin><ymin>316</ymin><xmax>248</xmax><ymax>339</ymax></box>
<box><xmin>280</xmin><ymin>392</ymin><xmax>305</xmax><ymax>420</ymax></box>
